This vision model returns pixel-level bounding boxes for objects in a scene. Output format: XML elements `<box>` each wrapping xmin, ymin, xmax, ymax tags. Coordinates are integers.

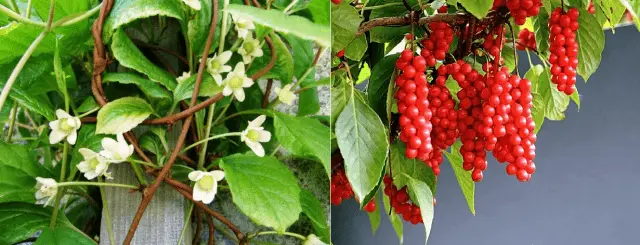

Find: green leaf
<box><xmin>139</xmin><ymin>132</ymin><xmax>165</xmax><ymax>156</ymax></box>
<box><xmin>443</xmin><ymin>141</ymin><xmax>475</xmax><ymax>215</ymax></box>
<box><xmin>34</xmin><ymin>227</ymin><xmax>95</xmax><ymax>245</ymax></box>
<box><xmin>537</xmin><ymin>69</ymin><xmax>569</xmax><ymax>121</ymax></box>
<box><xmin>188</xmin><ymin>0</ymin><xmax>224</xmax><ymax>55</ymax></box>
<box><xmin>595</xmin><ymin>0</ymin><xmax>626</xmax><ymax>27</ymax></box>
<box><xmin>532</xmin><ymin>11</ymin><xmax>550</xmax><ymax>54</ymax></box>
<box><xmin>335</xmin><ymin>90</ymin><xmax>389</xmax><ymax>207</ymax></box>
<box><xmin>170</xmin><ymin>164</ymin><xmax>195</xmax><ymax>182</ymax></box>
<box><xmin>225</xmin><ymin>4</ymin><xmax>330</xmax><ymax>47</ymax></box>
<box><xmin>111</xmin><ymin>29</ymin><xmax>177</xmax><ymax>90</ymax></box>
<box><xmin>77</xmin><ymin>97</ymin><xmax>98</xmax><ymax>113</ymax></box>
<box><xmin>541</xmin><ymin>0</ymin><xmax>552</xmax><ymax>13</ymax></box>
<box><xmin>96</xmin><ymin>97</ymin><xmax>154</xmax><ymax>134</ymax></box>
<box><xmin>11</xmin><ymin>89</ymin><xmax>55</xmax><ymax>120</ymax></box>
<box><xmin>570</xmin><ymin>88</ymin><xmax>580</xmax><ymax>110</ymax></box>
<box><xmin>0</xmin><ymin>142</ymin><xmax>50</xmax><ymax>204</ymax></box>
<box><xmin>69</xmin><ymin>125</ymin><xmax>107</xmax><ymax>179</ymax></box>
<box><xmin>103</xmin><ymin>0</ymin><xmax>184</xmax><ymax>40</ymax></box>
<box><xmin>366</xmin><ymin>194</ymin><xmax>381</xmax><ymax>235</ymax></box>
<box><xmin>53</xmin><ymin>39</ymin><xmax>68</xmax><ymax>100</ymax></box>
<box><xmin>103</xmin><ymin>72</ymin><xmax>173</xmax><ymax>103</ymax></box>
<box><xmin>367</xmin><ymin>54</ymin><xmax>399</xmax><ymax>124</ymax></box>
<box><xmin>307</xmin><ymin>0</ymin><xmax>330</xmax><ymax>25</ymax></box>
<box><xmin>389</xmin><ymin>141</ymin><xmax>436</xmax><ymax>194</ymax></box>
<box><xmin>331</xmin><ymin>81</ymin><xmax>350</xmax><ymax>130</ymax></box>
<box><xmin>283</xmin><ymin>34</ymin><xmax>314</xmax><ymax>79</ymax></box>
<box><xmin>172</xmin><ymin>73</ymin><xmax>223</xmax><ymax>102</ymax></box>
<box><xmin>531</xmin><ymin>92</ymin><xmax>545</xmax><ymax>133</ymax></box>
<box><xmin>298</xmin><ymin>80</ymin><xmax>321</xmax><ymax>116</ymax></box>
<box><xmin>247</xmin><ymin>33</ymin><xmax>294</xmax><ymax>84</ymax></box>
<box><xmin>382</xmin><ymin>185</ymin><xmax>403</xmax><ymax>244</ymax></box>
<box><xmin>220</xmin><ymin>154</ymin><xmax>302</xmax><ymax>233</ymax></box>
<box><xmin>0</xmin><ymin>23</ymin><xmax>55</xmax><ymax>64</ymax></box>
<box><xmin>502</xmin><ymin>45</ymin><xmax>516</xmax><ymax>72</ymax></box>
<box><xmin>345</xmin><ymin>35</ymin><xmax>368</xmax><ymax>61</ymax></box>
<box><xmin>0</xmin><ymin>203</ymin><xmax>72</xmax><ymax>244</ymax></box>
<box><xmin>576</xmin><ymin>8</ymin><xmax>605</xmax><ymax>81</ymax></box>
<box><xmin>445</xmin><ymin>76</ymin><xmax>462</xmax><ymax>102</ymax></box>
<box><xmin>406</xmin><ymin>177</ymin><xmax>435</xmax><ymax>243</ymax></box>
<box><xmin>369</xmin><ymin>5</ymin><xmax>409</xmax><ymax>44</ymax></box>
<box><xmin>331</xmin><ymin>2</ymin><xmax>362</xmax><ymax>51</ymax></box>
<box><xmin>274</xmin><ymin>112</ymin><xmax>331</xmax><ymax>176</ymax></box>
<box><xmin>300</xmin><ymin>190</ymin><xmax>330</xmax><ymax>243</ymax></box>
<box><xmin>457</xmin><ymin>0</ymin><xmax>493</xmax><ymax>18</ymax></box>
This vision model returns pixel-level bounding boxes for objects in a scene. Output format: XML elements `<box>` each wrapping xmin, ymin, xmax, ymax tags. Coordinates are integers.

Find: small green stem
<box><xmin>5</xmin><ymin>103</ymin><xmax>18</xmax><ymax>143</ymax></box>
<box><xmin>57</xmin><ymin>181</ymin><xmax>139</xmax><ymax>189</ymax></box>
<box><xmin>283</xmin><ymin>0</ymin><xmax>299</xmax><ymax>13</ymax></box>
<box><xmin>77</xmin><ymin>107</ymin><xmax>100</xmax><ymax>118</ymax></box>
<box><xmin>177</xmin><ymin>202</ymin><xmax>195</xmax><ymax>245</ymax></box>
<box><xmin>25</xmin><ymin>0</ymin><xmax>33</xmax><ymax>18</ymax></box>
<box><xmin>50</xmin><ymin>140</ymin><xmax>68</xmax><ymax>228</ymax></box>
<box><xmin>129</xmin><ymin>158</ymin><xmax>159</xmax><ymax>168</ymax></box>
<box><xmin>269</xmin><ymin>144</ymin><xmax>280</xmax><ymax>156</ymax></box>
<box><xmin>199</xmin><ymin>103</ymin><xmax>217</xmax><ymax>170</ymax></box>
<box><xmin>218</xmin><ymin>0</ymin><xmax>230</xmax><ymax>54</ymax></box>
<box><xmin>9</xmin><ymin>0</ymin><xmax>20</xmax><ymax>15</ymax></box>
<box><xmin>51</xmin><ymin>3</ymin><xmax>102</xmax><ymax>28</ymax></box>
<box><xmin>216</xmin><ymin>110</ymin><xmax>267</xmax><ymax>125</ymax></box>
<box><xmin>129</xmin><ymin>160</ymin><xmax>149</xmax><ymax>186</ymax></box>
<box><xmin>249</xmin><ymin>231</ymin><xmax>306</xmax><ymax>241</ymax></box>
<box><xmin>99</xmin><ymin>177</ymin><xmax>115</xmax><ymax>245</ymax></box>
<box><xmin>0</xmin><ymin>5</ymin><xmax>44</xmax><ymax>26</ymax></box>
<box><xmin>360</xmin><ymin>2</ymin><xmax>403</xmax><ymax>10</ymax></box>
<box><xmin>210</xmin><ymin>101</ymin><xmax>232</xmax><ymax>127</ymax></box>
<box><xmin>181</xmin><ymin>132</ymin><xmax>242</xmax><ymax>154</ymax></box>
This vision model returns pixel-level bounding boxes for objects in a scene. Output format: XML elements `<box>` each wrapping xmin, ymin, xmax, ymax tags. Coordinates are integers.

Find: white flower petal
<box><xmin>223</xmin><ymin>86</ymin><xmax>233</xmax><ymax>96</ymax></box>
<box><xmin>254</xmin><ymin>48</ymin><xmax>264</xmax><ymax>58</ymax></box>
<box><xmin>257</xmin><ymin>130</ymin><xmax>271</xmax><ymax>142</ymax></box>
<box><xmin>210</xmin><ymin>170</ymin><xmax>225</xmax><ymax>181</ymax></box>
<box><xmin>55</xmin><ymin>109</ymin><xmax>70</xmax><ymax>119</ymax></box>
<box><xmin>201</xmin><ymin>187</ymin><xmax>216</xmax><ymax>204</ymax></box>
<box><xmin>246</xmin><ymin>140</ymin><xmax>265</xmax><ymax>157</ymax></box>
<box><xmin>235</xmin><ymin>62</ymin><xmax>245</xmax><ymax>74</ymax></box>
<box><xmin>79</xmin><ymin>148</ymin><xmax>97</xmax><ymax>159</ymax></box>
<box><xmin>77</xmin><ymin>161</ymin><xmax>89</xmax><ymax>172</ymax></box>
<box><xmin>249</xmin><ymin>115</ymin><xmax>266</xmax><ymax>127</ymax></box>
<box><xmin>219</xmin><ymin>51</ymin><xmax>232</xmax><ymax>63</ymax></box>
<box><xmin>234</xmin><ymin>88</ymin><xmax>246</xmax><ymax>102</ymax></box>
<box><xmin>220</xmin><ymin>65</ymin><xmax>232</xmax><ymax>73</ymax></box>
<box><xmin>188</xmin><ymin>170</ymin><xmax>204</xmax><ymax>181</ymax></box>
<box><xmin>242</xmin><ymin>77</ymin><xmax>253</xmax><ymax>87</ymax></box>
<box><xmin>67</xmin><ymin>130</ymin><xmax>78</xmax><ymax>145</ymax></box>
<box><xmin>192</xmin><ymin>185</ymin><xmax>207</xmax><ymax>202</ymax></box>
<box><xmin>84</xmin><ymin>171</ymin><xmax>99</xmax><ymax>180</ymax></box>
<box><xmin>116</xmin><ymin>134</ymin><xmax>126</xmax><ymax>144</ymax></box>
<box><xmin>48</xmin><ymin>120</ymin><xmax>60</xmax><ymax>130</ymax></box>
<box><xmin>101</xmin><ymin>138</ymin><xmax>119</xmax><ymax>157</ymax></box>
<box><xmin>213</xmin><ymin>74</ymin><xmax>223</xmax><ymax>86</ymax></box>
<box><xmin>49</xmin><ymin>130</ymin><xmax>67</xmax><ymax>144</ymax></box>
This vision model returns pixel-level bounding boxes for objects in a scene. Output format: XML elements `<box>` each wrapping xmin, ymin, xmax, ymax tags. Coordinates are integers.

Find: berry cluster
<box><xmin>330</xmin><ymin>168</ymin><xmax>353</xmax><ymax>205</ymax></box>
<box><xmin>331</xmin><ymin>0</ymin><xmax>341</xmax><ymax>4</ymax></box>
<box><xmin>383</xmin><ymin>176</ymin><xmax>423</xmax><ymax>224</ymax></box>
<box><xmin>420</xmin><ymin>22</ymin><xmax>454</xmax><ymax>66</ymax></box>
<box><xmin>483</xmin><ymin>26</ymin><xmax>506</xmax><ymax>68</ymax></box>
<box><xmin>506</xmin><ymin>0</ymin><xmax>542</xmax><ymax>25</ymax></box>
<box><xmin>395</xmin><ymin>49</ymin><xmax>434</xmax><ymax>160</ymax></box>
<box><xmin>516</xmin><ymin>29</ymin><xmax>537</xmax><ymax>51</ymax></box>
<box><xmin>549</xmin><ymin>7</ymin><xmax>579</xmax><ymax>95</ymax></box>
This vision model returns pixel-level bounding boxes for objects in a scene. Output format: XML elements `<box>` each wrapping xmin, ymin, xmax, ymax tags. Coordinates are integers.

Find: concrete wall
<box><xmin>331</xmin><ymin>25</ymin><xmax>640</xmax><ymax>245</ymax></box>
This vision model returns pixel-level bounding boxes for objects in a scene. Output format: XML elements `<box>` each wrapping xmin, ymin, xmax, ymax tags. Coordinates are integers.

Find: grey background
<box><xmin>331</xmin><ymin>26</ymin><xmax>640</xmax><ymax>245</ymax></box>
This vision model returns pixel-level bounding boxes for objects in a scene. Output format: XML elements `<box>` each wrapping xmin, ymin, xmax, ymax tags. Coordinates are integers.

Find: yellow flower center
<box><xmin>246</xmin><ymin>129</ymin><xmax>260</xmax><ymax>141</ymax></box>
<box><xmin>210</xmin><ymin>60</ymin><xmax>221</xmax><ymax>70</ymax></box>
<box><xmin>197</xmin><ymin>175</ymin><xmax>214</xmax><ymax>191</ymax></box>
<box><xmin>237</xmin><ymin>22</ymin><xmax>246</xmax><ymax>29</ymax></box>
<box><xmin>88</xmin><ymin>157</ymin><xmax>101</xmax><ymax>169</ymax></box>
<box><xmin>243</xmin><ymin>41</ymin><xmax>255</xmax><ymax>53</ymax></box>
<box><xmin>229</xmin><ymin>76</ymin><xmax>244</xmax><ymax>89</ymax></box>
<box><xmin>59</xmin><ymin>118</ymin><xmax>74</xmax><ymax>133</ymax></box>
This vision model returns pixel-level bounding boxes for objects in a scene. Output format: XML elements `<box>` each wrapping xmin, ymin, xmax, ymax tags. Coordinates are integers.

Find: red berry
<box><xmin>336</xmin><ymin>49</ymin><xmax>344</xmax><ymax>58</ymax></box>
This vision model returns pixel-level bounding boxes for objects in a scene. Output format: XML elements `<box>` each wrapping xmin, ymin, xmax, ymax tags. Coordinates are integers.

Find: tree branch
<box><xmin>356</xmin><ymin>13</ymin><xmax>470</xmax><ymax>36</ymax></box>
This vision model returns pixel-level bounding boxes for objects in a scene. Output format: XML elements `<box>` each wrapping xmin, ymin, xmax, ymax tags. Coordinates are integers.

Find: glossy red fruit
<box><xmin>364</xmin><ymin>199</ymin><xmax>377</xmax><ymax>212</ymax></box>
<box><xmin>336</xmin><ymin>49</ymin><xmax>344</xmax><ymax>58</ymax></box>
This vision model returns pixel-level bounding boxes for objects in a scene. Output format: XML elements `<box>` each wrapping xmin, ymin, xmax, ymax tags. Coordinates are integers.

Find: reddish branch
<box><xmin>90</xmin><ymin>0</ymin><xmax>114</xmax><ymax>106</ymax></box>
<box><xmin>262</xmin><ymin>79</ymin><xmax>273</xmax><ymax>108</ymax></box>
<box><xmin>356</xmin><ymin>13</ymin><xmax>470</xmax><ymax>36</ymax></box>
<box><xmin>207</xmin><ymin>214</ymin><xmax>215</xmax><ymax>245</ymax></box>
<box><xmin>193</xmin><ymin>208</ymin><xmax>203</xmax><ymax>245</ymax></box>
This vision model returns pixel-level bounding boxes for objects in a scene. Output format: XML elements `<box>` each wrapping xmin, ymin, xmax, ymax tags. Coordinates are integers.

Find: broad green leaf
<box><xmin>331</xmin><ymin>2</ymin><xmax>362</xmax><ymax>51</ymax></box>
<box><xmin>445</xmin><ymin>76</ymin><xmax>462</xmax><ymax>102</ymax></box>
<box><xmin>335</xmin><ymin>89</ymin><xmax>389</xmax><ymax>207</ymax></box>
<box><xmin>532</xmin><ymin>11</ymin><xmax>550</xmax><ymax>54</ymax></box>
<box><xmin>389</xmin><ymin>141</ymin><xmax>436</xmax><ymax>194</ymax></box>
<box><xmin>103</xmin><ymin>0</ymin><xmax>184</xmax><ymax>40</ymax></box>
<box><xmin>283</xmin><ymin>34</ymin><xmax>314</xmax><ymax>79</ymax></box>
<box><xmin>63</xmin><ymin>196</ymin><xmax>98</xmax><ymax>232</ymax></box>
<box><xmin>225</xmin><ymin>4</ymin><xmax>330</xmax><ymax>47</ymax></box>
<box><xmin>367</xmin><ymin>54</ymin><xmax>399</xmax><ymax>124</ymax></box>
<box><xmin>345</xmin><ymin>35</ymin><xmax>368</xmax><ymax>61</ymax></box>
<box><xmin>300</xmin><ymin>190</ymin><xmax>330</xmax><ymax>243</ymax></box>
<box><xmin>0</xmin><ymin>142</ymin><xmax>50</xmax><ymax>203</ymax></box>
<box><xmin>0</xmin><ymin>55</ymin><xmax>57</xmax><ymax>95</ymax></box>
<box><xmin>369</xmin><ymin>5</ymin><xmax>409</xmax><ymax>44</ymax></box>
<box><xmin>170</xmin><ymin>164</ymin><xmax>195</xmax><ymax>182</ymax></box>
<box><xmin>595</xmin><ymin>0</ymin><xmax>626</xmax><ymax>27</ymax></box>
<box><xmin>96</xmin><ymin>97</ymin><xmax>154</xmax><ymax>134</ymax></box>
<box><xmin>443</xmin><ymin>141</ymin><xmax>475</xmax><ymax>215</ymax></box>
<box><xmin>307</xmin><ymin>0</ymin><xmax>330</xmax><ymax>25</ymax></box>
<box><xmin>111</xmin><ymin>29</ymin><xmax>177</xmax><ymax>90</ymax></box>
<box><xmin>103</xmin><ymin>72</ymin><xmax>173</xmax><ymax>102</ymax></box>
<box><xmin>576</xmin><ymin>8</ymin><xmax>605</xmax><ymax>81</ymax></box>
<box><xmin>537</xmin><ymin>70</ymin><xmax>569</xmax><ymax>120</ymax></box>
<box><xmin>10</xmin><ymin>89</ymin><xmax>55</xmax><ymax>120</ymax></box>
<box><xmin>502</xmin><ymin>45</ymin><xmax>516</xmax><ymax>72</ymax></box>
<box><xmin>525</xmin><ymin>64</ymin><xmax>544</xmax><ymax>93</ymax></box>
<box><xmin>570</xmin><ymin>88</ymin><xmax>580</xmax><ymax>110</ymax></box>
<box><xmin>298</xmin><ymin>70</ymin><xmax>321</xmax><ymax>116</ymax></box>
<box><xmin>457</xmin><ymin>0</ymin><xmax>493</xmax><ymax>18</ymax></box>
<box><xmin>330</xmin><ymin>81</ymin><xmax>350</xmax><ymax>130</ymax></box>
<box><xmin>366</xmin><ymin>194</ymin><xmax>381</xmax><ymax>235</ymax></box>
<box><xmin>188</xmin><ymin>0</ymin><xmax>224</xmax><ymax>55</ymax></box>
<box><xmin>34</xmin><ymin>227</ymin><xmax>95</xmax><ymax>245</ymax></box>
<box><xmin>139</xmin><ymin>132</ymin><xmax>165</xmax><ymax>156</ymax></box>
<box><xmin>69</xmin><ymin>125</ymin><xmax>108</xmax><ymax>180</ymax></box>
<box><xmin>357</xmin><ymin>62</ymin><xmax>371</xmax><ymax>84</ymax></box>
<box><xmin>382</xmin><ymin>185</ymin><xmax>403</xmax><ymax>244</ymax></box>
<box><xmin>406</xmin><ymin>177</ymin><xmax>435</xmax><ymax>243</ymax></box>
<box><xmin>0</xmin><ymin>23</ymin><xmax>55</xmax><ymax>64</ymax></box>
<box><xmin>77</xmin><ymin>97</ymin><xmax>98</xmax><ymax>113</ymax></box>
<box><xmin>172</xmin><ymin>73</ymin><xmax>223</xmax><ymax>103</ymax></box>
<box><xmin>531</xmin><ymin>92</ymin><xmax>545</xmax><ymax>133</ymax></box>
<box><xmin>0</xmin><ymin>203</ymin><xmax>72</xmax><ymax>244</ymax></box>
<box><xmin>53</xmin><ymin>39</ymin><xmax>68</xmax><ymax>100</ymax></box>
<box><xmin>220</xmin><ymin>154</ymin><xmax>302</xmax><ymax>233</ymax></box>
<box><xmin>274</xmin><ymin>112</ymin><xmax>331</xmax><ymax>176</ymax></box>
<box><xmin>247</xmin><ymin>33</ymin><xmax>294</xmax><ymax>85</ymax></box>
<box><xmin>271</xmin><ymin>0</ymin><xmax>309</xmax><ymax>12</ymax></box>
<box><xmin>541</xmin><ymin>0</ymin><xmax>552</xmax><ymax>13</ymax></box>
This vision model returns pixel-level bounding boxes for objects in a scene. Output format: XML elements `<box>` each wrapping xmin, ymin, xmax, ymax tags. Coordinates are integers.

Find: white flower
<box><xmin>274</xmin><ymin>84</ymin><xmax>296</xmax><ymax>106</ymax></box>
<box><xmin>222</xmin><ymin>62</ymin><xmax>254</xmax><ymax>102</ymax></box>
<box><xmin>177</xmin><ymin>72</ymin><xmax>191</xmax><ymax>84</ymax></box>
<box><xmin>240</xmin><ymin>115</ymin><xmax>271</xmax><ymax>157</ymax></box>
<box><xmin>99</xmin><ymin>134</ymin><xmax>134</xmax><ymax>163</ymax></box>
<box><xmin>35</xmin><ymin>177</ymin><xmax>58</xmax><ymax>206</ymax></box>
<box><xmin>206</xmin><ymin>51</ymin><xmax>233</xmax><ymax>85</ymax></box>
<box><xmin>182</xmin><ymin>0</ymin><xmax>201</xmax><ymax>10</ymax></box>
<box><xmin>233</xmin><ymin>17</ymin><xmax>255</xmax><ymax>39</ymax></box>
<box><xmin>303</xmin><ymin>234</ymin><xmax>328</xmax><ymax>245</ymax></box>
<box><xmin>237</xmin><ymin>37</ymin><xmax>263</xmax><ymax>64</ymax></box>
<box><xmin>188</xmin><ymin>170</ymin><xmax>225</xmax><ymax>204</ymax></box>
<box><xmin>48</xmin><ymin>109</ymin><xmax>81</xmax><ymax>145</ymax></box>
<box><xmin>77</xmin><ymin>148</ymin><xmax>112</xmax><ymax>180</ymax></box>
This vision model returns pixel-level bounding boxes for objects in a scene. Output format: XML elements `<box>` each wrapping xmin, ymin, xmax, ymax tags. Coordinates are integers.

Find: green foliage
<box><xmin>443</xmin><ymin>141</ymin><xmax>475</xmax><ymax>215</ymax></box>
<box><xmin>220</xmin><ymin>154</ymin><xmax>302</xmax><ymax>233</ymax></box>
<box><xmin>247</xmin><ymin>33</ymin><xmax>294</xmax><ymax>84</ymax></box>
<box><xmin>457</xmin><ymin>0</ymin><xmax>493</xmax><ymax>18</ymax></box>
<box><xmin>300</xmin><ymin>190</ymin><xmax>330</xmax><ymax>243</ymax></box>
<box><xmin>96</xmin><ymin>97</ymin><xmax>154</xmax><ymax>134</ymax></box>
<box><xmin>273</xmin><ymin>112</ymin><xmax>331</xmax><ymax>176</ymax></box>
<box><xmin>331</xmin><ymin>1</ymin><xmax>361</xmax><ymax>52</ymax></box>
<box><xmin>0</xmin><ymin>142</ymin><xmax>51</xmax><ymax>204</ymax></box>
<box><xmin>34</xmin><ymin>227</ymin><xmax>95</xmax><ymax>245</ymax></box>
<box><xmin>406</xmin><ymin>177</ymin><xmax>435</xmax><ymax>243</ymax></box>
<box><xmin>365</xmin><ymin>194</ymin><xmax>381</xmax><ymax>234</ymax></box>
<box><xmin>576</xmin><ymin>8</ymin><xmax>605</xmax><ymax>82</ymax></box>
<box><xmin>103</xmin><ymin>0</ymin><xmax>185</xmax><ymax>41</ymax></box>
<box><xmin>367</xmin><ymin>54</ymin><xmax>399</xmax><ymax>124</ymax></box>
<box><xmin>0</xmin><ymin>203</ymin><xmax>73</xmax><ymax>244</ymax></box>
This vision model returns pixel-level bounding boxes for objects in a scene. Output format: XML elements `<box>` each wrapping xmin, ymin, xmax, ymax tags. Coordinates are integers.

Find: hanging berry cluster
<box><xmin>516</xmin><ymin>28</ymin><xmax>537</xmax><ymax>51</ymax></box>
<box><xmin>331</xmin><ymin>156</ymin><xmax>377</xmax><ymax>212</ymax></box>
<box><xmin>506</xmin><ymin>0</ymin><xmax>542</xmax><ymax>25</ymax></box>
<box><xmin>383</xmin><ymin>175</ymin><xmax>424</xmax><ymax>224</ymax></box>
<box><xmin>549</xmin><ymin>7</ymin><xmax>579</xmax><ymax>95</ymax></box>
